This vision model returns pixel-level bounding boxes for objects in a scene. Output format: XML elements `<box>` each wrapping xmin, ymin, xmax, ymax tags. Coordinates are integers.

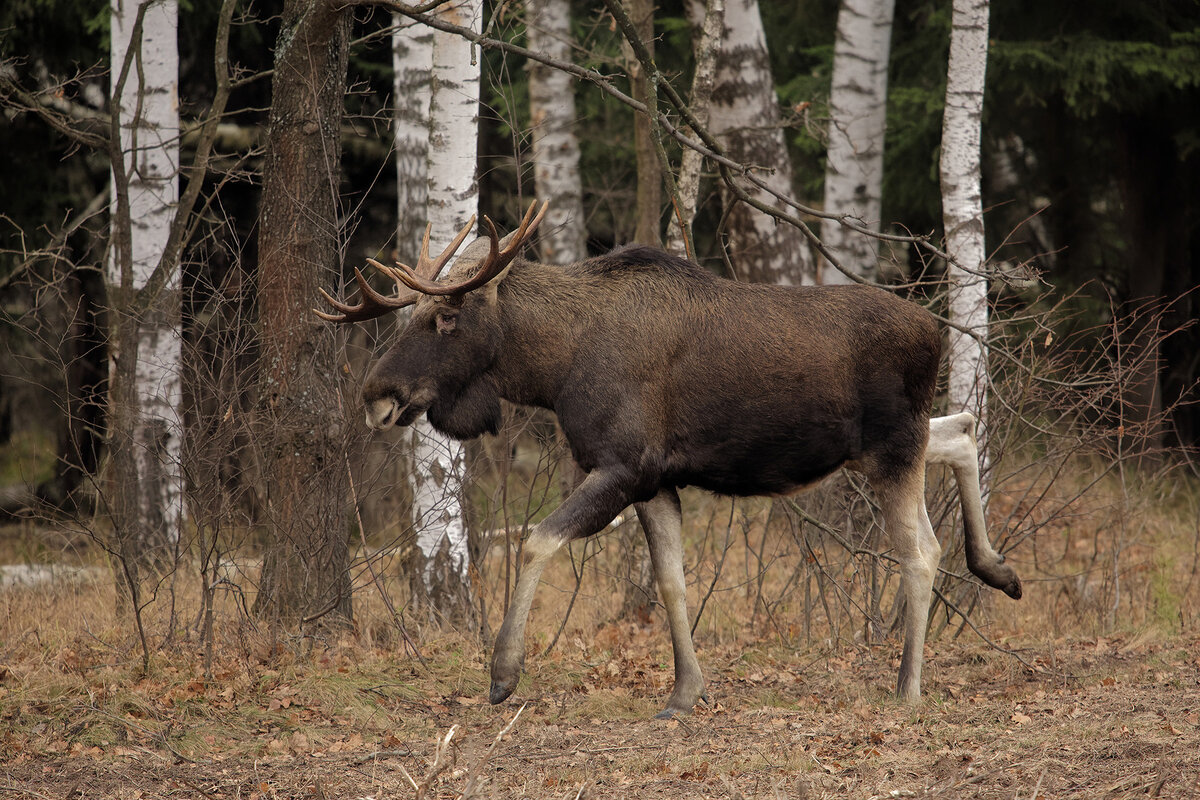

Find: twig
<box><xmin>73</xmin><ymin>703</ymin><xmax>204</xmax><ymax>764</ymax></box>
<box><xmin>543</xmin><ymin>539</ymin><xmax>594</xmax><ymax>656</ymax></box>
<box><xmin>0</xmin><ymin>787</ymin><xmax>57</xmax><ymax>800</ymax></box>
<box><xmin>339</xmin><ymin>393</ymin><xmax>429</xmax><ymax>669</ymax></box>
<box><xmin>415</xmin><ymin>724</ymin><xmax>460</xmax><ymax>800</ymax></box>
<box><xmin>352</xmin><ymin>748</ymin><xmax>414</xmax><ymax>764</ymax></box>
<box><xmin>395</xmin><ymin>760</ymin><xmax>421</xmax><ymax>793</ymax></box>
<box><xmin>692</xmin><ymin>501</ymin><xmax>736</xmax><ymax>636</ymax></box>
<box><xmin>1023</xmin><ymin>766</ymin><xmax>1047</xmax><ymax>800</ymax></box>
<box><xmin>460</xmin><ymin>704</ymin><xmax>525</xmax><ymax>799</ymax></box>
<box><xmin>785</xmin><ymin>498</ymin><xmax>1044</xmax><ymax>674</ymax></box>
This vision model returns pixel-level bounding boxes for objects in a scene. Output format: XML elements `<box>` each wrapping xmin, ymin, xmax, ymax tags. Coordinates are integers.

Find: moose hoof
<box><xmin>489</xmin><ymin>679</ymin><xmax>517</xmax><ymax>705</ymax></box>
<box><xmin>653</xmin><ymin>690</ymin><xmax>707</xmax><ymax>719</ymax></box>
<box><xmin>970</xmin><ymin>558</ymin><xmax>1024</xmax><ymax>600</ymax></box>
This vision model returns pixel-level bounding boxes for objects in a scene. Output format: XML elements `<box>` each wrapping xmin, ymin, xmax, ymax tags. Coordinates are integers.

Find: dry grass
<box><xmin>2</xmin><ymin>463</ymin><xmax>1200</xmax><ymax>798</ymax></box>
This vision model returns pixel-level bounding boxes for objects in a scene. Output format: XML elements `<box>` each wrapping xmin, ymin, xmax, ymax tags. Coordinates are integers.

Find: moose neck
<box><xmin>490</xmin><ymin>261</ymin><xmax>591</xmax><ymax>411</ymax></box>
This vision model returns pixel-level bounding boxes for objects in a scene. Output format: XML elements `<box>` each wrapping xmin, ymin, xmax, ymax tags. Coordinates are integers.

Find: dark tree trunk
<box><xmin>1116</xmin><ymin>114</ymin><xmax>1175</xmax><ymax>459</ymax></box>
<box><xmin>625</xmin><ymin>0</ymin><xmax>662</xmax><ymax>246</ymax></box>
<box><xmin>253</xmin><ymin>0</ymin><xmax>353</xmax><ymax>627</ymax></box>
<box><xmin>616</xmin><ymin>0</ymin><xmax>662</xmax><ymax>621</ymax></box>
<box><xmin>38</xmin><ymin>266</ymin><xmax>106</xmax><ymax>512</ymax></box>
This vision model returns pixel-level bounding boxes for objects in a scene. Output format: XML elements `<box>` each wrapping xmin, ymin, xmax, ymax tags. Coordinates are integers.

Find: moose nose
<box><xmin>365</xmin><ymin>396</ymin><xmax>401</xmax><ymax>430</ymax></box>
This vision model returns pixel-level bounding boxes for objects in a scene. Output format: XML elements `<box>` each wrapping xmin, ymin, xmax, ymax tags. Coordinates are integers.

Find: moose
<box><xmin>318</xmin><ymin>202</ymin><xmax>1022</xmax><ymax>718</ymax></box>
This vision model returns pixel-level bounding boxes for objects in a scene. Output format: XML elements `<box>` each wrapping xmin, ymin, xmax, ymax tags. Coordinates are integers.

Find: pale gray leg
<box><xmin>635</xmin><ymin>488</ymin><xmax>707</xmax><ymax>718</ymax></box>
<box><xmin>488</xmin><ymin>526</ymin><xmax>566</xmax><ymax>704</ymax></box>
<box><xmin>489</xmin><ymin>469</ymin><xmax>635</xmax><ymax>705</ymax></box>
<box><xmin>927</xmin><ymin>413</ymin><xmax>1022</xmax><ymax>599</ymax></box>
<box><xmin>874</xmin><ymin>462</ymin><xmax>941</xmax><ymax>702</ymax></box>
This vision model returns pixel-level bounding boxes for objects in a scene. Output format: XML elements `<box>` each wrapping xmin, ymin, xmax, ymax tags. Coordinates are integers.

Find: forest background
<box><xmin>1</xmin><ymin>0</ymin><xmax>1200</xmax><ymax>797</ymax></box>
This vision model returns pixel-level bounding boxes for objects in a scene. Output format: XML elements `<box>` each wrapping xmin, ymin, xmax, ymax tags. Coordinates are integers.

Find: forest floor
<box><xmin>3</xmin><ymin>614</ymin><xmax>1199</xmax><ymax>800</ymax></box>
<box><xmin>4</xmin><ymin>461</ymin><xmax>1200</xmax><ymax>800</ymax></box>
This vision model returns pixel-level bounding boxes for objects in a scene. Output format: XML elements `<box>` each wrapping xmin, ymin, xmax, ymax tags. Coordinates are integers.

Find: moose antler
<box><xmin>388</xmin><ymin>200</ymin><xmax>548</xmax><ymax>297</ymax></box>
<box><xmin>313</xmin><ymin>213</ymin><xmax>477</xmax><ymax>323</ymax></box>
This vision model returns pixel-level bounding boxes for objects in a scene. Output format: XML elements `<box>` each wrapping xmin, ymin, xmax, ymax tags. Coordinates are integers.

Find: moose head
<box><xmin>317</xmin><ymin>201</ymin><xmax>548</xmax><ymax>440</ymax></box>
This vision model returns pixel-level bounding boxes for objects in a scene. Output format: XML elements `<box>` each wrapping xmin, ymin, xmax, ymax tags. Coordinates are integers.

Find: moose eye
<box><xmin>435</xmin><ymin>311</ymin><xmax>458</xmax><ymax>334</ymax></box>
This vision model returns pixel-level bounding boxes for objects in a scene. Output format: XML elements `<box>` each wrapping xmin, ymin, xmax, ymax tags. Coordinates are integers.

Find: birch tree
<box><xmin>666</xmin><ymin>0</ymin><xmax>724</xmax><ymax>259</ymax></box>
<box><xmin>705</xmin><ymin>0</ymin><xmax>814</xmax><ymax>285</ymax></box>
<box><xmin>940</xmin><ymin>0</ymin><xmax>991</xmax><ymax>430</ymax></box>
<box><xmin>527</xmin><ymin>0</ymin><xmax>586</xmax><ymax>265</ymax></box>
<box><xmin>820</xmin><ymin>0</ymin><xmax>895</xmax><ymax>284</ymax></box>
<box><xmin>106</xmin><ymin>0</ymin><xmax>183</xmax><ymax>591</ymax></box>
<box><xmin>394</xmin><ymin>15</ymin><xmax>434</xmax><ymax>260</ymax></box>
<box><xmin>405</xmin><ymin>0</ymin><xmax>482</xmax><ymax>614</ymax></box>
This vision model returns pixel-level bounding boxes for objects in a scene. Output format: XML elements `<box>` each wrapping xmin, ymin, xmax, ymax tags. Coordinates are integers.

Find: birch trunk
<box><xmin>705</xmin><ymin>0</ymin><xmax>814</xmax><ymax>285</ymax></box>
<box><xmin>353</xmin><ymin>15</ymin><xmax>433</xmax><ymax>562</ymax></box>
<box><xmin>527</xmin><ymin>0</ymin><xmax>586</xmax><ymax>265</ymax></box>
<box><xmin>107</xmin><ymin>0</ymin><xmax>183</xmax><ymax>593</ymax></box>
<box><xmin>940</xmin><ymin>0</ymin><xmax>990</xmax><ymax>436</ymax></box>
<box><xmin>394</xmin><ymin>15</ymin><xmax>434</xmax><ymax>260</ymax></box>
<box><xmin>667</xmin><ymin>0</ymin><xmax>724</xmax><ymax>259</ymax></box>
<box><xmin>820</xmin><ymin>0</ymin><xmax>895</xmax><ymax>284</ymax></box>
<box><xmin>407</xmin><ymin>0</ymin><xmax>482</xmax><ymax>613</ymax></box>
<box><xmin>527</xmin><ymin>0</ymin><xmax>588</xmax><ymax>514</ymax></box>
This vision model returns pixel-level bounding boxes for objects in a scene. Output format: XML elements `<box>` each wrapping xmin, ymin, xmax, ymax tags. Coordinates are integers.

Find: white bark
<box><xmin>667</xmin><ymin>0</ymin><xmax>724</xmax><ymax>259</ymax></box>
<box><xmin>527</xmin><ymin>0</ymin><xmax>586</xmax><ymax>264</ymax></box>
<box><xmin>109</xmin><ymin>0</ymin><xmax>183</xmax><ymax>547</ymax></box>
<box><xmin>393</xmin><ymin>14</ymin><xmax>434</xmax><ymax>260</ymax></box>
<box><xmin>704</xmin><ymin>0</ymin><xmax>814</xmax><ymax>285</ymax></box>
<box><xmin>940</xmin><ymin>0</ymin><xmax>990</xmax><ymax>426</ymax></box>
<box><xmin>408</xmin><ymin>0</ymin><xmax>483</xmax><ymax>592</ymax></box>
<box><xmin>820</xmin><ymin>0</ymin><xmax>894</xmax><ymax>284</ymax></box>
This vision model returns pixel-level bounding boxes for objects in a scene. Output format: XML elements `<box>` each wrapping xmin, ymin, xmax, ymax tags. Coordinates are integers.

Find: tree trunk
<box><xmin>358</xmin><ymin>15</ymin><xmax>434</xmax><ymax>595</ymax></box>
<box><xmin>404</xmin><ymin>0</ymin><xmax>482</xmax><ymax>620</ymax></box>
<box><xmin>623</xmin><ymin>0</ymin><xmax>662</xmax><ymax>246</ymax></box>
<box><xmin>106</xmin><ymin>0</ymin><xmax>183</xmax><ymax>598</ymax></box>
<box><xmin>940</xmin><ymin>0</ymin><xmax>990</xmax><ymax>485</ymax></box>
<box><xmin>1116</xmin><ymin>115</ymin><xmax>1173</xmax><ymax>457</ymax></box>
<box><xmin>253</xmin><ymin>0</ymin><xmax>352</xmax><ymax>627</ymax></box>
<box><xmin>527</xmin><ymin>0</ymin><xmax>587</xmax><ymax>265</ymax></box>
<box><xmin>666</xmin><ymin>0</ymin><xmax>724</xmax><ymax>259</ymax></box>
<box><xmin>820</xmin><ymin>0</ymin><xmax>895</xmax><ymax>284</ymax></box>
<box><xmin>527</xmin><ymin>0</ymin><xmax>588</xmax><ymax>504</ymax></box>
<box><xmin>394</xmin><ymin>14</ymin><xmax>434</xmax><ymax>260</ymax></box>
<box><xmin>705</xmin><ymin>0</ymin><xmax>814</xmax><ymax>285</ymax></box>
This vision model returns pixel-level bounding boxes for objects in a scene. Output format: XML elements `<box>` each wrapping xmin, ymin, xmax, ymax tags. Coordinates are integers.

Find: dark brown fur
<box><xmin>355</xmin><ymin>241</ymin><xmax>1017</xmax><ymax>716</ymax></box>
<box><xmin>366</xmin><ymin>246</ymin><xmax>940</xmax><ymax>497</ymax></box>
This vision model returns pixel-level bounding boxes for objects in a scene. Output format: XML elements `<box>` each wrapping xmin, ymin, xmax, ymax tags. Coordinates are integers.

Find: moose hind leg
<box><xmin>636</xmin><ymin>489</ymin><xmax>707</xmax><ymax>719</ymax></box>
<box><xmin>927</xmin><ymin>413</ymin><xmax>1022</xmax><ymax>599</ymax></box>
<box><xmin>875</xmin><ymin>463</ymin><xmax>941</xmax><ymax>702</ymax></box>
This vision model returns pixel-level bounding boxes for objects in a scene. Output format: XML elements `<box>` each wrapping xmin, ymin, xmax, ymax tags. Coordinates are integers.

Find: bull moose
<box><xmin>318</xmin><ymin>201</ymin><xmax>1022</xmax><ymax>718</ymax></box>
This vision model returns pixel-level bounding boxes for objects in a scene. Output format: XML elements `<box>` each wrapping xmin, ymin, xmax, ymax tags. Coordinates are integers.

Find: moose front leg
<box><xmin>636</xmin><ymin>489</ymin><xmax>708</xmax><ymax>718</ymax></box>
<box><xmin>489</xmin><ymin>468</ymin><xmax>638</xmax><ymax>706</ymax></box>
